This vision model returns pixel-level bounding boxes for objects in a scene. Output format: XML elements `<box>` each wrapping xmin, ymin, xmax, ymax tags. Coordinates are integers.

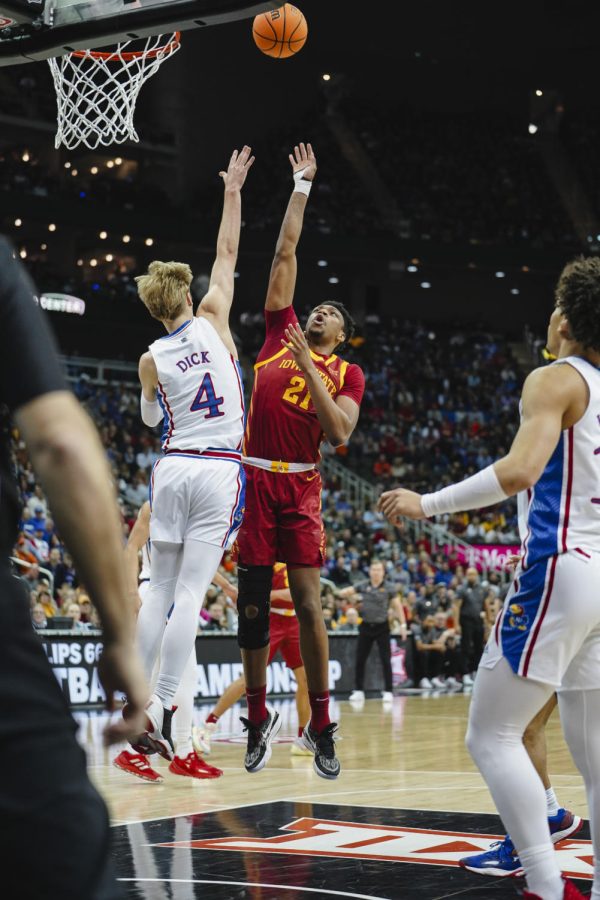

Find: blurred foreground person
<box><xmin>0</xmin><ymin>237</ymin><xmax>147</xmax><ymax>899</ymax></box>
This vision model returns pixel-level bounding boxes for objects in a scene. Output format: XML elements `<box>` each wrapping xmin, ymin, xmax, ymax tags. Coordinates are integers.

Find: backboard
<box><xmin>0</xmin><ymin>0</ymin><xmax>278</xmax><ymax>65</ymax></box>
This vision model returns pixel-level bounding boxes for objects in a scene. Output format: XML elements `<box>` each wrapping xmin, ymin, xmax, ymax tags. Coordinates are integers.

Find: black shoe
<box><xmin>143</xmin><ymin>695</ymin><xmax>175</xmax><ymax>760</ymax></box>
<box><xmin>240</xmin><ymin>707</ymin><xmax>281</xmax><ymax>773</ymax></box>
<box><xmin>129</xmin><ymin>732</ymin><xmax>156</xmax><ymax>755</ymax></box>
<box><xmin>302</xmin><ymin>722</ymin><xmax>341</xmax><ymax>779</ymax></box>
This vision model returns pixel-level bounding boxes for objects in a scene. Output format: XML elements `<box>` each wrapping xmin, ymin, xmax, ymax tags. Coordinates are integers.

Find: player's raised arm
<box><xmin>265</xmin><ymin>142</ymin><xmax>317</xmax><ymax>312</ymax></box>
<box><xmin>378</xmin><ymin>363</ymin><xmax>584</xmax><ymax>524</ymax></box>
<box><xmin>197</xmin><ymin>145</ymin><xmax>254</xmax><ymax>349</ymax></box>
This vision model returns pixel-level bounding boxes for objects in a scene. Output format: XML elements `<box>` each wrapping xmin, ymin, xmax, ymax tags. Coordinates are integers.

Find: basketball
<box><xmin>252</xmin><ymin>3</ymin><xmax>308</xmax><ymax>59</ymax></box>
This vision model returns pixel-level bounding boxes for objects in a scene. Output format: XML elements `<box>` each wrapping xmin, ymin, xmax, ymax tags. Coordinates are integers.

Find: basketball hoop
<box><xmin>48</xmin><ymin>32</ymin><xmax>181</xmax><ymax>150</ymax></box>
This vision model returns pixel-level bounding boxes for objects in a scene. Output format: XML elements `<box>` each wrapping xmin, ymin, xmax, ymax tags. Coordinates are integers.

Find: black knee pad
<box><xmin>237</xmin><ymin>564</ymin><xmax>272</xmax><ymax>650</ymax></box>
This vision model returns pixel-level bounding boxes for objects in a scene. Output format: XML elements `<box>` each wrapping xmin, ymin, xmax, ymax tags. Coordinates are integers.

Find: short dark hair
<box><xmin>555</xmin><ymin>257</ymin><xmax>600</xmax><ymax>352</ymax></box>
<box><xmin>311</xmin><ymin>301</ymin><xmax>356</xmax><ymax>351</ymax></box>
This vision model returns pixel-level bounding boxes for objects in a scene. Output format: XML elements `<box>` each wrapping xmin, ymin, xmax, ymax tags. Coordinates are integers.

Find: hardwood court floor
<box><xmin>80</xmin><ymin>693</ymin><xmax>592</xmax><ymax>898</ymax></box>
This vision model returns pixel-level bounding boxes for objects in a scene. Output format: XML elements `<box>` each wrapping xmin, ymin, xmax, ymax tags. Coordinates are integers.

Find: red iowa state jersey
<box><xmin>244</xmin><ymin>306</ymin><xmax>365</xmax><ymax>463</ymax></box>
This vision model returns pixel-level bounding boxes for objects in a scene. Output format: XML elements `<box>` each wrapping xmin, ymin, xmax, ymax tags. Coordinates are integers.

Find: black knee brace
<box><xmin>237</xmin><ymin>564</ymin><xmax>272</xmax><ymax>650</ymax></box>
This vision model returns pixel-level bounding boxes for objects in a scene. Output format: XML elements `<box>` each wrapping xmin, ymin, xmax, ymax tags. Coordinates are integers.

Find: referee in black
<box><xmin>0</xmin><ymin>237</ymin><xmax>147</xmax><ymax>899</ymax></box>
<box><xmin>345</xmin><ymin>559</ymin><xmax>406</xmax><ymax>701</ymax></box>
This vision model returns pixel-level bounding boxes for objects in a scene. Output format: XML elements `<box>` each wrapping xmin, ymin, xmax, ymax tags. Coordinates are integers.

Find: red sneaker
<box><xmin>168</xmin><ymin>751</ymin><xmax>223</xmax><ymax>780</ymax></box>
<box><xmin>113</xmin><ymin>750</ymin><xmax>163</xmax><ymax>783</ymax></box>
<box><xmin>524</xmin><ymin>876</ymin><xmax>588</xmax><ymax>899</ymax></box>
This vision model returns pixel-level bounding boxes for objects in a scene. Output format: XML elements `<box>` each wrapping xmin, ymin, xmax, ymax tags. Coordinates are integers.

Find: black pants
<box><xmin>0</xmin><ymin>571</ymin><xmax>122</xmax><ymax>899</ymax></box>
<box><xmin>355</xmin><ymin>621</ymin><xmax>393</xmax><ymax>692</ymax></box>
<box><xmin>460</xmin><ymin>615</ymin><xmax>484</xmax><ymax>674</ymax></box>
<box><xmin>415</xmin><ymin>647</ymin><xmax>444</xmax><ymax>681</ymax></box>
<box><xmin>442</xmin><ymin>645</ymin><xmax>467</xmax><ymax>678</ymax></box>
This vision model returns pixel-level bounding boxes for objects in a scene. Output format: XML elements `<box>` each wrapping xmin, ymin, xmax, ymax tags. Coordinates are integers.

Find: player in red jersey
<box><xmin>236</xmin><ymin>143</ymin><xmax>365</xmax><ymax>779</ymax></box>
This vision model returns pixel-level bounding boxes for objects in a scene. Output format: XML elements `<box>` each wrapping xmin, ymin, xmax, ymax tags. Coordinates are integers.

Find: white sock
<box><xmin>175</xmin><ymin>737</ymin><xmax>193</xmax><ymax>757</ymax></box>
<box><xmin>519</xmin><ymin>844</ymin><xmax>563</xmax><ymax>900</ymax></box>
<box><xmin>172</xmin><ymin>646</ymin><xmax>197</xmax><ymax>759</ymax></box>
<box><xmin>545</xmin><ymin>787</ymin><xmax>560</xmax><ymax>816</ymax></box>
<box><xmin>154</xmin><ymin>674</ymin><xmax>179</xmax><ymax>707</ymax></box>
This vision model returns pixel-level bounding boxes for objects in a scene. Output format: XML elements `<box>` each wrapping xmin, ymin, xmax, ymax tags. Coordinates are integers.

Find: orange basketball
<box><xmin>252</xmin><ymin>4</ymin><xmax>308</xmax><ymax>59</ymax></box>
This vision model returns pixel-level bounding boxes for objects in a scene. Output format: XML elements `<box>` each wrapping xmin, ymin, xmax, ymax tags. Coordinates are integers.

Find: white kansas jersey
<box><xmin>149</xmin><ymin>316</ymin><xmax>244</xmax><ymax>453</ymax></box>
<box><xmin>518</xmin><ymin>356</ymin><xmax>600</xmax><ymax>567</ymax></box>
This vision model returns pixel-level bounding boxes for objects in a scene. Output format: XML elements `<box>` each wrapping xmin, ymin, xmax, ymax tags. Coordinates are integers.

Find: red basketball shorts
<box><xmin>267</xmin><ymin>612</ymin><xmax>303</xmax><ymax>670</ymax></box>
<box><xmin>237</xmin><ymin>466</ymin><xmax>326</xmax><ymax>568</ymax></box>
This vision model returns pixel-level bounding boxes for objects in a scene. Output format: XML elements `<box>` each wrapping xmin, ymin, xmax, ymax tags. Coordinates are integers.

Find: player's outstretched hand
<box><xmin>378</xmin><ymin>488</ymin><xmax>426</xmax><ymax>524</ymax></box>
<box><xmin>282</xmin><ymin>323</ymin><xmax>313</xmax><ymax>372</ymax></box>
<box><xmin>219</xmin><ymin>145</ymin><xmax>255</xmax><ymax>191</ymax></box>
<box><xmin>99</xmin><ymin>639</ymin><xmax>148</xmax><ymax>746</ymax></box>
<box><xmin>289</xmin><ymin>142</ymin><xmax>317</xmax><ymax>182</ymax></box>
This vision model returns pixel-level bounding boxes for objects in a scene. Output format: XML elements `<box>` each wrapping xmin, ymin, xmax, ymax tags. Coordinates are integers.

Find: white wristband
<box><xmin>140</xmin><ymin>393</ymin><xmax>163</xmax><ymax>427</ymax></box>
<box><xmin>421</xmin><ymin>465</ymin><xmax>508</xmax><ymax>517</ymax></box>
<box><xmin>293</xmin><ymin>168</ymin><xmax>312</xmax><ymax>196</ymax></box>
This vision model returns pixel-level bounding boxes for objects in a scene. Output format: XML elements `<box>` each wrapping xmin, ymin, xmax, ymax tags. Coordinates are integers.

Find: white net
<box><xmin>48</xmin><ymin>32</ymin><xmax>181</xmax><ymax>150</ymax></box>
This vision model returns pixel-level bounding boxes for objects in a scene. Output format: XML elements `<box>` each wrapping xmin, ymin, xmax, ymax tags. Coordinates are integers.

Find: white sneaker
<box><xmin>291</xmin><ymin>736</ymin><xmax>313</xmax><ymax>756</ymax></box>
<box><xmin>463</xmin><ymin>673</ymin><xmax>474</xmax><ymax>687</ymax></box>
<box><xmin>349</xmin><ymin>690</ymin><xmax>365</xmax><ymax>701</ymax></box>
<box><xmin>419</xmin><ymin>678</ymin><xmax>433</xmax><ymax>689</ymax></box>
<box><xmin>431</xmin><ymin>677</ymin><xmax>445</xmax><ymax>689</ymax></box>
<box><xmin>381</xmin><ymin>691</ymin><xmax>394</xmax><ymax>702</ymax></box>
<box><xmin>446</xmin><ymin>676</ymin><xmax>461</xmax><ymax>689</ymax></box>
<box><xmin>192</xmin><ymin>721</ymin><xmax>217</xmax><ymax>756</ymax></box>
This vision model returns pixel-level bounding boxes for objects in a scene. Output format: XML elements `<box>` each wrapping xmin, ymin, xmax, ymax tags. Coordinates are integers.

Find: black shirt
<box><xmin>0</xmin><ymin>238</ymin><xmax>66</xmax><ymax>560</ymax></box>
<box><xmin>457</xmin><ymin>582</ymin><xmax>486</xmax><ymax>620</ymax></box>
<box><xmin>354</xmin><ymin>579</ymin><xmax>396</xmax><ymax>625</ymax></box>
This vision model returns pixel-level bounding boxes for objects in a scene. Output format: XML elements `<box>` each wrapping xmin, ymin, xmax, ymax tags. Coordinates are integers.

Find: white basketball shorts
<box><xmin>481</xmin><ymin>548</ymin><xmax>600</xmax><ymax>691</ymax></box>
<box><xmin>149</xmin><ymin>453</ymin><xmax>245</xmax><ymax>549</ymax></box>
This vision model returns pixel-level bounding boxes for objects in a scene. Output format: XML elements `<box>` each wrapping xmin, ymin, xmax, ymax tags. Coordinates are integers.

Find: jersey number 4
<box><xmin>190</xmin><ymin>373</ymin><xmax>224</xmax><ymax>419</ymax></box>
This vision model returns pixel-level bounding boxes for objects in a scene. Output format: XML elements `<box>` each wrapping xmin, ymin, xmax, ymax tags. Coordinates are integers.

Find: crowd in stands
<box><xmin>0</xmin><ymin>146</ymin><xmax>172</xmax><ymax>217</ymax></box>
<box><xmin>338</xmin><ymin>95</ymin><xmax>579</xmax><ymax>249</ymax></box>
<box><xmin>1</xmin><ymin>94</ymin><xmax>590</xmax><ymax>249</ymax></box>
<box><xmin>332</xmin><ymin>317</ymin><xmax>521</xmax><ymax>543</ymax></box>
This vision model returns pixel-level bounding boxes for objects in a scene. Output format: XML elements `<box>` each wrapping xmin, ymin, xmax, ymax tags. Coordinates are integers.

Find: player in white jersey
<box><xmin>130</xmin><ymin>146</ymin><xmax>254</xmax><ymax>759</ymax></box>
<box><xmin>114</xmin><ymin>502</ymin><xmax>229</xmax><ymax>781</ymax></box>
<box><xmin>379</xmin><ymin>257</ymin><xmax>600</xmax><ymax>900</ymax></box>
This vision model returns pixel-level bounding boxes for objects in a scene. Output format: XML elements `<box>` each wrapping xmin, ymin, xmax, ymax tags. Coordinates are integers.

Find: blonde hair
<box><xmin>135</xmin><ymin>260</ymin><xmax>193</xmax><ymax>321</ymax></box>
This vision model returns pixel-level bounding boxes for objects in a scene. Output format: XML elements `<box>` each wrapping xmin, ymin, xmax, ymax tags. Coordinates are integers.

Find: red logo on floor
<box><xmin>154</xmin><ymin>817</ymin><xmax>593</xmax><ymax>879</ymax></box>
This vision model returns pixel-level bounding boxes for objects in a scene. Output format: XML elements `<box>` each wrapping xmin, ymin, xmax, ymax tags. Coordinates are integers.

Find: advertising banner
<box><xmin>42</xmin><ymin>633</ymin><xmax>412</xmax><ymax>706</ymax></box>
<box><xmin>443</xmin><ymin>543</ymin><xmax>520</xmax><ymax>572</ymax></box>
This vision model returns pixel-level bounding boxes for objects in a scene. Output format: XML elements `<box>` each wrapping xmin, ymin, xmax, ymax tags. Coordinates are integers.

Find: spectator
<box><xmin>411</xmin><ymin>614</ymin><xmax>448</xmax><ymax>689</ymax></box>
<box><xmin>78</xmin><ymin>593</ymin><xmax>93</xmax><ymax>624</ymax></box>
<box><xmin>483</xmin><ymin>587</ymin><xmax>502</xmax><ymax>642</ymax></box>
<box><xmin>31</xmin><ymin>603</ymin><xmax>47</xmax><ymax>630</ymax></box>
<box><xmin>36</xmin><ymin>587</ymin><xmax>57</xmax><ymax>619</ymax></box>
<box><xmin>322</xmin><ymin>606</ymin><xmax>337</xmax><ymax>630</ymax></box>
<box><xmin>455</xmin><ymin>566</ymin><xmax>486</xmax><ymax>683</ymax></box>
<box><xmin>337</xmin><ymin>607</ymin><xmax>360</xmax><ymax>633</ymax></box>
<box><xmin>202</xmin><ymin>599</ymin><xmax>228</xmax><ymax>632</ymax></box>
<box><xmin>66</xmin><ymin>602</ymin><xmax>91</xmax><ymax>633</ymax></box>
<box><xmin>26</xmin><ymin>484</ymin><xmax>48</xmax><ymax>517</ymax></box>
